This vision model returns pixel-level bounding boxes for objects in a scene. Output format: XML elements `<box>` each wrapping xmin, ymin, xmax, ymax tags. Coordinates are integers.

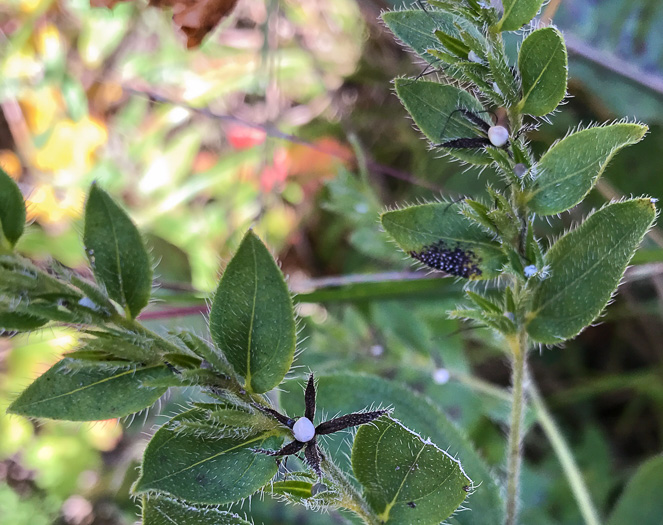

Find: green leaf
<box><xmin>271</xmin><ymin>480</ymin><xmax>314</xmax><ymax>500</ymax></box>
<box><xmin>76</xmin><ymin>333</ymin><xmax>160</xmax><ymax>364</ymax></box>
<box><xmin>382</xmin><ymin>9</ymin><xmax>458</xmax><ymax>62</ymax></box>
<box><xmin>381</xmin><ymin>202</ymin><xmax>507</xmax><ymax>280</ymax></box>
<box><xmin>352</xmin><ymin>417</ymin><xmax>470</xmax><ymax>524</ymax></box>
<box><xmin>525</xmin><ymin>123</ymin><xmax>647</xmax><ymax>215</ymax></box>
<box><xmin>434</xmin><ymin>30</ymin><xmax>470</xmax><ymax>58</ymax></box>
<box><xmin>466</xmin><ymin>291</ymin><xmax>502</xmax><ymax>313</ymax></box>
<box><xmin>495</xmin><ymin>0</ymin><xmax>544</xmax><ymax>32</ymax></box>
<box><xmin>209</xmin><ymin>230</ymin><xmax>296</xmax><ymax>394</ymax></box>
<box><xmin>0</xmin><ymin>310</ymin><xmax>48</xmax><ymax>331</ymax></box>
<box><xmin>526</xmin><ymin>199</ymin><xmax>656</xmax><ymax>344</ymax></box>
<box><xmin>8</xmin><ymin>358</ymin><xmax>172</xmax><ymax>421</ymax></box>
<box><xmin>280</xmin><ymin>374</ymin><xmax>505</xmax><ymax>525</ymax></box>
<box><xmin>0</xmin><ymin>167</ymin><xmax>26</xmax><ymax>248</ymax></box>
<box><xmin>174</xmin><ymin>330</ymin><xmax>235</xmax><ymax>378</ymax></box>
<box><xmin>517</xmin><ymin>27</ymin><xmax>568</xmax><ymax>116</ymax></box>
<box><xmin>133</xmin><ymin>409</ymin><xmax>280</xmax><ymax>504</ymax></box>
<box><xmin>142</xmin><ymin>495</ymin><xmax>252</xmax><ymax>525</ymax></box>
<box><xmin>607</xmin><ymin>455</ymin><xmax>663</xmax><ymax>525</ymax></box>
<box><xmin>394</xmin><ymin>78</ymin><xmax>492</xmax><ymax>164</ymax></box>
<box><xmin>83</xmin><ymin>184</ymin><xmax>152</xmax><ymax>318</ymax></box>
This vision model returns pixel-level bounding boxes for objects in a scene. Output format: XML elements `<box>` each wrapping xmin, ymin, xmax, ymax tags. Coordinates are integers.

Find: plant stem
<box><xmin>320</xmin><ymin>456</ymin><xmax>380</xmax><ymax>525</ymax></box>
<box><xmin>529</xmin><ymin>385</ymin><xmax>602</xmax><ymax>525</ymax></box>
<box><xmin>505</xmin><ymin>328</ymin><xmax>528</xmax><ymax>525</ymax></box>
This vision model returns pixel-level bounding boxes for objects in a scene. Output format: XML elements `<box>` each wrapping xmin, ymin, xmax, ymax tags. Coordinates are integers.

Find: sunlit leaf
<box><xmin>83</xmin><ymin>184</ymin><xmax>152</xmax><ymax>318</ymax></box>
<box><xmin>133</xmin><ymin>409</ymin><xmax>280</xmax><ymax>504</ymax></box>
<box><xmin>8</xmin><ymin>358</ymin><xmax>172</xmax><ymax>421</ymax></box>
<box><xmin>0</xmin><ymin>311</ymin><xmax>48</xmax><ymax>331</ymax></box>
<box><xmin>352</xmin><ymin>417</ymin><xmax>470</xmax><ymax>524</ymax></box>
<box><xmin>517</xmin><ymin>27</ymin><xmax>568</xmax><ymax>116</ymax></box>
<box><xmin>525</xmin><ymin>123</ymin><xmax>647</xmax><ymax>215</ymax></box>
<box><xmin>526</xmin><ymin>199</ymin><xmax>656</xmax><ymax>344</ymax></box>
<box><xmin>0</xmin><ymin>167</ymin><xmax>26</xmax><ymax>248</ymax></box>
<box><xmin>209</xmin><ymin>230</ymin><xmax>296</xmax><ymax>394</ymax></box>
<box><xmin>495</xmin><ymin>0</ymin><xmax>544</xmax><ymax>31</ymax></box>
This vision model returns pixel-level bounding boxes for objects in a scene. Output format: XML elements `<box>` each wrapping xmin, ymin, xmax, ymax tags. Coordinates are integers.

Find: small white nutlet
<box><xmin>293</xmin><ymin>417</ymin><xmax>316</xmax><ymax>442</ymax></box>
<box><xmin>433</xmin><ymin>368</ymin><xmax>450</xmax><ymax>385</ymax></box>
<box><xmin>467</xmin><ymin>50</ymin><xmax>482</xmax><ymax>63</ymax></box>
<box><xmin>488</xmin><ymin>125</ymin><xmax>509</xmax><ymax>147</ymax></box>
<box><xmin>524</xmin><ymin>265</ymin><xmax>538</xmax><ymax>278</ymax></box>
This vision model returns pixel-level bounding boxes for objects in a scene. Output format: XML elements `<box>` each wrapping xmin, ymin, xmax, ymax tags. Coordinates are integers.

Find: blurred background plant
<box><xmin>1</xmin><ymin>0</ymin><xmax>663</xmax><ymax>523</ymax></box>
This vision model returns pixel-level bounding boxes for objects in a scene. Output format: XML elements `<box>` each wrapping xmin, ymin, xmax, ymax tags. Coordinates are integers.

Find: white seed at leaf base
<box><xmin>488</xmin><ymin>126</ymin><xmax>509</xmax><ymax>147</ymax></box>
<box><xmin>293</xmin><ymin>417</ymin><xmax>315</xmax><ymax>442</ymax></box>
<box><xmin>467</xmin><ymin>50</ymin><xmax>482</xmax><ymax>63</ymax></box>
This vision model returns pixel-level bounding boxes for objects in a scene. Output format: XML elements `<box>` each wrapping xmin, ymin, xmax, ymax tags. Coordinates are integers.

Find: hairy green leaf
<box><xmin>607</xmin><ymin>455</ymin><xmax>663</xmax><ymax>525</ymax></box>
<box><xmin>0</xmin><ymin>310</ymin><xmax>48</xmax><ymax>331</ymax></box>
<box><xmin>271</xmin><ymin>480</ymin><xmax>314</xmax><ymax>500</ymax></box>
<box><xmin>526</xmin><ymin>199</ymin><xmax>656</xmax><ymax>344</ymax></box>
<box><xmin>381</xmin><ymin>202</ymin><xmax>507</xmax><ymax>280</ymax></box>
<box><xmin>382</xmin><ymin>9</ymin><xmax>458</xmax><ymax>62</ymax></box>
<box><xmin>209</xmin><ymin>230</ymin><xmax>296</xmax><ymax>394</ymax></box>
<box><xmin>280</xmin><ymin>374</ymin><xmax>504</xmax><ymax>525</ymax></box>
<box><xmin>394</xmin><ymin>78</ymin><xmax>492</xmax><ymax>164</ymax></box>
<box><xmin>8</xmin><ymin>358</ymin><xmax>172</xmax><ymax>420</ymax></box>
<box><xmin>83</xmin><ymin>184</ymin><xmax>152</xmax><ymax>318</ymax></box>
<box><xmin>525</xmin><ymin>123</ymin><xmax>647</xmax><ymax>215</ymax></box>
<box><xmin>352</xmin><ymin>417</ymin><xmax>470</xmax><ymax>524</ymax></box>
<box><xmin>517</xmin><ymin>27</ymin><xmax>568</xmax><ymax>116</ymax></box>
<box><xmin>0</xmin><ymin>167</ymin><xmax>26</xmax><ymax>248</ymax></box>
<box><xmin>142</xmin><ymin>495</ymin><xmax>252</xmax><ymax>525</ymax></box>
<box><xmin>134</xmin><ymin>409</ymin><xmax>280</xmax><ymax>504</ymax></box>
<box><xmin>495</xmin><ymin>0</ymin><xmax>544</xmax><ymax>31</ymax></box>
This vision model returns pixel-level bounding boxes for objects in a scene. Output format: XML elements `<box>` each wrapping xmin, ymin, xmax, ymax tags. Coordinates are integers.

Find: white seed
<box><xmin>488</xmin><ymin>125</ymin><xmax>509</xmax><ymax>147</ymax></box>
<box><xmin>433</xmin><ymin>368</ymin><xmax>450</xmax><ymax>385</ymax></box>
<box><xmin>293</xmin><ymin>417</ymin><xmax>316</xmax><ymax>442</ymax></box>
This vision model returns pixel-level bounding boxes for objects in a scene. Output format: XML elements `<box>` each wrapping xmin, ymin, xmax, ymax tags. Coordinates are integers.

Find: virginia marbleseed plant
<box><xmin>0</xmin><ymin>1</ymin><xmax>658</xmax><ymax>525</ymax></box>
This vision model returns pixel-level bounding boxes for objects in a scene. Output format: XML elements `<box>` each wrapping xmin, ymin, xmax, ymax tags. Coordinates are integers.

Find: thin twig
<box><xmin>120</xmin><ymin>84</ymin><xmax>443</xmax><ymax>191</ymax></box>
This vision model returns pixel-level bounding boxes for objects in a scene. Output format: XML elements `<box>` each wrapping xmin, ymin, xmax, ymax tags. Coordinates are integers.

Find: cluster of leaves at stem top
<box><xmin>381</xmin><ymin>0</ymin><xmax>656</xmax><ymax>345</ymax></box>
<box><xmin>3</xmin><ymin>174</ymin><xmax>482</xmax><ymax>524</ymax></box>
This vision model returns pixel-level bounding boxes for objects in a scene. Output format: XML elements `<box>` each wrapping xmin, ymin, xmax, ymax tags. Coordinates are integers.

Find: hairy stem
<box><xmin>529</xmin><ymin>385</ymin><xmax>602</xmax><ymax>525</ymax></box>
<box><xmin>320</xmin><ymin>456</ymin><xmax>380</xmax><ymax>525</ymax></box>
<box><xmin>505</xmin><ymin>328</ymin><xmax>528</xmax><ymax>525</ymax></box>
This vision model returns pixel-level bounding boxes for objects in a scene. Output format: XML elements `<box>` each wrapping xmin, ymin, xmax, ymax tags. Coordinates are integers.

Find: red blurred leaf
<box><xmin>226</xmin><ymin>124</ymin><xmax>266</xmax><ymax>150</ymax></box>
